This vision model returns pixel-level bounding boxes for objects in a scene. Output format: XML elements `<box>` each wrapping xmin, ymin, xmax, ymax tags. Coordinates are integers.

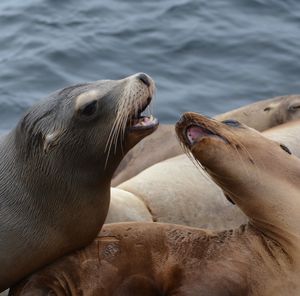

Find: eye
<box><xmin>222</xmin><ymin>119</ymin><xmax>241</xmax><ymax>127</ymax></box>
<box><xmin>280</xmin><ymin>144</ymin><xmax>292</xmax><ymax>155</ymax></box>
<box><xmin>288</xmin><ymin>104</ymin><xmax>300</xmax><ymax>112</ymax></box>
<box><xmin>79</xmin><ymin>100</ymin><xmax>98</xmax><ymax>118</ymax></box>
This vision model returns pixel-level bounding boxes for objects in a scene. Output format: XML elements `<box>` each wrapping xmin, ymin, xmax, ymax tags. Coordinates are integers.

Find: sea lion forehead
<box><xmin>74</xmin><ymin>79</ymin><xmax>122</xmax><ymax>110</ymax></box>
<box><xmin>75</xmin><ymin>89</ymin><xmax>102</xmax><ymax>110</ymax></box>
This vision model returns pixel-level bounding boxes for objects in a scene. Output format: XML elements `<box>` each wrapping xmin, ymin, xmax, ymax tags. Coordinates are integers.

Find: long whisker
<box><xmin>177</xmin><ymin>140</ymin><xmax>213</xmax><ymax>184</ymax></box>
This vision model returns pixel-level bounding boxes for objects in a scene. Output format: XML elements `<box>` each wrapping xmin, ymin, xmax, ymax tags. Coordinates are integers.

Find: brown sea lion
<box><xmin>0</xmin><ymin>73</ymin><xmax>158</xmax><ymax>292</ymax></box>
<box><xmin>112</xmin><ymin>94</ymin><xmax>300</xmax><ymax>186</ymax></box>
<box><xmin>11</xmin><ymin>113</ymin><xmax>300</xmax><ymax>295</ymax></box>
<box><xmin>107</xmin><ymin>119</ymin><xmax>300</xmax><ymax>228</ymax></box>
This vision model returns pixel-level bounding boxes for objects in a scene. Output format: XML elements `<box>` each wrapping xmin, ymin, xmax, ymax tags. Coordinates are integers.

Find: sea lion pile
<box><xmin>1</xmin><ymin>75</ymin><xmax>300</xmax><ymax>295</ymax></box>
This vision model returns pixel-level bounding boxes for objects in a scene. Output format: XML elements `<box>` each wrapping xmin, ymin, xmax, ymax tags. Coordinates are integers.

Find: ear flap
<box><xmin>43</xmin><ymin>130</ymin><xmax>62</xmax><ymax>153</ymax></box>
<box><xmin>225</xmin><ymin>193</ymin><xmax>235</xmax><ymax>205</ymax></box>
<box><xmin>263</xmin><ymin>101</ymin><xmax>280</xmax><ymax>112</ymax></box>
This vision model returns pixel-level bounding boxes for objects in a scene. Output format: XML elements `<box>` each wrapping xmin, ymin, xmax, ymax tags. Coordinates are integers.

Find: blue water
<box><xmin>1</xmin><ymin>0</ymin><xmax>300</xmax><ymax>133</ymax></box>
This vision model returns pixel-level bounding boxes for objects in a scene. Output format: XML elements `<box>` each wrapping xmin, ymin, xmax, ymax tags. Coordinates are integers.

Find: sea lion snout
<box><xmin>176</xmin><ymin>112</ymin><xmax>228</xmax><ymax>148</ymax></box>
<box><xmin>136</xmin><ymin>73</ymin><xmax>151</xmax><ymax>87</ymax></box>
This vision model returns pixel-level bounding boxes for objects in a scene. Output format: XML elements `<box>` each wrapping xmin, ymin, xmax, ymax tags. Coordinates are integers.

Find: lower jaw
<box><xmin>127</xmin><ymin>117</ymin><xmax>159</xmax><ymax>133</ymax></box>
<box><xmin>122</xmin><ymin>123</ymin><xmax>159</xmax><ymax>152</ymax></box>
<box><xmin>127</xmin><ymin>124</ymin><xmax>159</xmax><ymax>136</ymax></box>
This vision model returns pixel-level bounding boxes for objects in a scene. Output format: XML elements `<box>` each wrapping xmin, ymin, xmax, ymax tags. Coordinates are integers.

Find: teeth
<box><xmin>130</xmin><ymin>114</ymin><xmax>156</xmax><ymax>128</ymax></box>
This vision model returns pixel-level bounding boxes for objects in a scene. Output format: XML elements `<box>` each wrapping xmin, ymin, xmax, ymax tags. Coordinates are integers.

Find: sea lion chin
<box><xmin>0</xmin><ymin>73</ymin><xmax>158</xmax><ymax>292</ymax></box>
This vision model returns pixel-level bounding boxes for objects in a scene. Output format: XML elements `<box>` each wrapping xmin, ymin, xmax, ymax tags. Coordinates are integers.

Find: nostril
<box><xmin>137</xmin><ymin>73</ymin><xmax>150</xmax><ymax>87</ymax></box>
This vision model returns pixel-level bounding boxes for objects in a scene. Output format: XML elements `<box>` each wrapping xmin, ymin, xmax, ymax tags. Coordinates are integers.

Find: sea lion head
<box><xmin>15</xmin><ymin>73</ymin><xmax>158</xmax><ymax>179</ymax></box>
<box><xmin>264</xmin><ymin>95</ymin><xmax>300</xmax><ymax>124</ymax></box>
<box><xmin>175</xmin><ymin>112</ymin><xmax>298</xmax><ymax>207</ymax></box>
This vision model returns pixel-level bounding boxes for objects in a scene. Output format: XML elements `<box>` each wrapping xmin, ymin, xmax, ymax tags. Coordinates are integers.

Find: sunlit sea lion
<box><xmin>106</xmin><ymin>188</ymin><xmax>153</xmax><ymax>223</ymax></box>
<box><xmin>11</xmin><ymin>113</ymin><xmax>300</xmax><ymax>295</ymax></box>
<box><xmin>0</xmin><ymin>73</ymin><xmax>158</xmax><ymax>292</ymax></box>
<box><xmin>262</xmin><ymin>119</ymin><xmax>300</xmax><ymax>157</ymax></box>
<box><xmin>108</xmin><ymin>119</ymin><xmax>300</xmax><ymax>228</ymax></box>
<box><xmin>115</xmin><ymin>154</ymin><xmax>247</xmax><ymax>229</ymax></box>
<box><xmin>113</xmin><ymin>94</ymin><xmax>300</xmax><ymax>186</ymax></box>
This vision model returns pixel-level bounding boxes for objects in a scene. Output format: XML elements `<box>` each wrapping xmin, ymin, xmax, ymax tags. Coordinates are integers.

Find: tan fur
<box><xmin>107</xmin><ymin>120</ymin><xmax>300</xmax><ymax>228</ymax></box>
<box><xmin>113</xmin><ymin>154</ymin><xmax>247</xmax><ymax>229</ymax></box>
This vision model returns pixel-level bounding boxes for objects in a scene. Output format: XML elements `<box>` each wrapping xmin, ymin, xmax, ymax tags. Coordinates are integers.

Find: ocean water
<box><xmin>1</xmin><ymin>0</ymin><xmax>300</xmax><ymax>133</ymax></box>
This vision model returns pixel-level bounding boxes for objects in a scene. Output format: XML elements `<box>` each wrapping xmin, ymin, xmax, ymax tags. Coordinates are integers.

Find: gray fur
<box><xmin>0</xmin><ymin>74</ymin><xmax>154</xmax><ymax>291</ymax></box>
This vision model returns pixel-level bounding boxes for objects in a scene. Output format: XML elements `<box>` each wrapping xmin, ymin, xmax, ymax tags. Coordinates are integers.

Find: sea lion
<box><xmin>112</xmin><ymin>94</ymin><xmax>300</xmax><ymax>186</ymax></box>
<box><xmin>114</xmin><ymin>154</ymin><xmax>247</xmax><ymax>229</ymax></box>
<box><xmin>107</xmin><ymin>119</ymin><xmax>300</xmax><ymax>228</ymax></box>
<box><xmin>11</xmin><ymin>113</ymin><xmax>300</xmax><ymax>295</ymax></box>
<box><xmin>105</xmin><ymin>188</ymin><xmax>153</xmax><ymax>223</ymax></box>
<box><xmin>0</xmin><ymin>73</ymin><xmax>158</xmax><ymax>292</ymax></box>
<box><xmin>262</xmin><ymin>119</ymin><xmax>300</xmax><ymax>157</ymax></box>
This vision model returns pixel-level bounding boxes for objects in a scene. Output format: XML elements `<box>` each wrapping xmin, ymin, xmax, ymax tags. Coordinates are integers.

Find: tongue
<box><xmin>133</xmin><ymin>115</ymin><xmax>155</xmax><ymax>127</ymax></box>
<box><xmin>187</xmin><ymin>126</ymin><xmax>207</xmax><ymax>143</ymax></box>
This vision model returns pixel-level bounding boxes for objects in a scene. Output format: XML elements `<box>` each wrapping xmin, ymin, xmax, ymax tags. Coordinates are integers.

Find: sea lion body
<box><xmin>0</xmin><ymin>73</ymin><xmax>158</xmax><ymax>291</ymax></box>
<box><xmin>112</xmin><ymin>154</ymin><xmax>247</xmax><ymax>229</ymax></box>
<box><xmin>263</xmin><ymin>119</ymin><xmax>300</xmax><ymax>156</ymax></box>
<box><xmin>12</xmin><ymin>114</ymin><xmax>300</xmax><ymax>295</ymax></box>
<box><xmin>113</xmin><ymin>94</ymin><xmax>300</xmax><ymax>186</ymax></box>
<box><xmin>105</xmin><ymin>188</ymin><xmax>152</xmax><ymax>223</ymax></box>
<box><xmin>10</xmin><ymin>223</ymin><xmax>291</xmax><ymax>296</ymax></box>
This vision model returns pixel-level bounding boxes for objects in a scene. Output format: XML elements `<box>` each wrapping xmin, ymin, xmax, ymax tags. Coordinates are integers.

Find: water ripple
<box><xmin>1</xmin><ymin>0</ymin><xmax>300</xmax><ymax>131</ymax></box>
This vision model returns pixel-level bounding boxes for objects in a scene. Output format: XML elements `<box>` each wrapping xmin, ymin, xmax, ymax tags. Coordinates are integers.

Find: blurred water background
<box><xmin>1</xmin><ymin>0</ymin><xmax>300</xmax><ymax>133</ymax></box>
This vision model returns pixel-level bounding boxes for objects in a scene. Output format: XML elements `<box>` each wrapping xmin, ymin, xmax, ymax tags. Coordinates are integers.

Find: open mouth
<box><xmin>185</xmin><ymin>124</ymin><xmax>227</xmax><ymax>146</ymax></box>
<box><xmin>128</xmin><ymin>97</ymin><xmax>159</xmax><ymax>131</ymax></box>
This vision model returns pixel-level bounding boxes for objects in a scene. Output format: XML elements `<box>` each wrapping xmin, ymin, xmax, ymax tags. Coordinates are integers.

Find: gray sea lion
<box><xmin>0</xmin><ymin>73</ymin><xmax>158</xmax><ymax>292</ymax></box>
<box><xmin>112</xmin><ymin>94</ymin><xmax>300</xmax><ymax>186</ymax></box>
<box><xmin>11</xmin><ymin>113</ymin><xmax>300</xmax><ymax>295</ymax></box>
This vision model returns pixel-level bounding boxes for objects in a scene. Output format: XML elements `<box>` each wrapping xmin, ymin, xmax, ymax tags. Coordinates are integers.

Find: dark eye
<box><xmin>222</xmin><ymin>119</ymin><xmax>241</xmax><ymax>127</ymax></box>
<box><xmin>280</xmin><ymin>144</ymin><xmax>292</xmax><ymax>155</ymax></box>
<box><xmin>288</xmin><ymin>104</ymin><xmax>300</xmax><ymax>112</ymax></box>
<box><xmin>79</xmin><ymin>100</ymin><xmax>98</xmax><ymax>117</ymax></box>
